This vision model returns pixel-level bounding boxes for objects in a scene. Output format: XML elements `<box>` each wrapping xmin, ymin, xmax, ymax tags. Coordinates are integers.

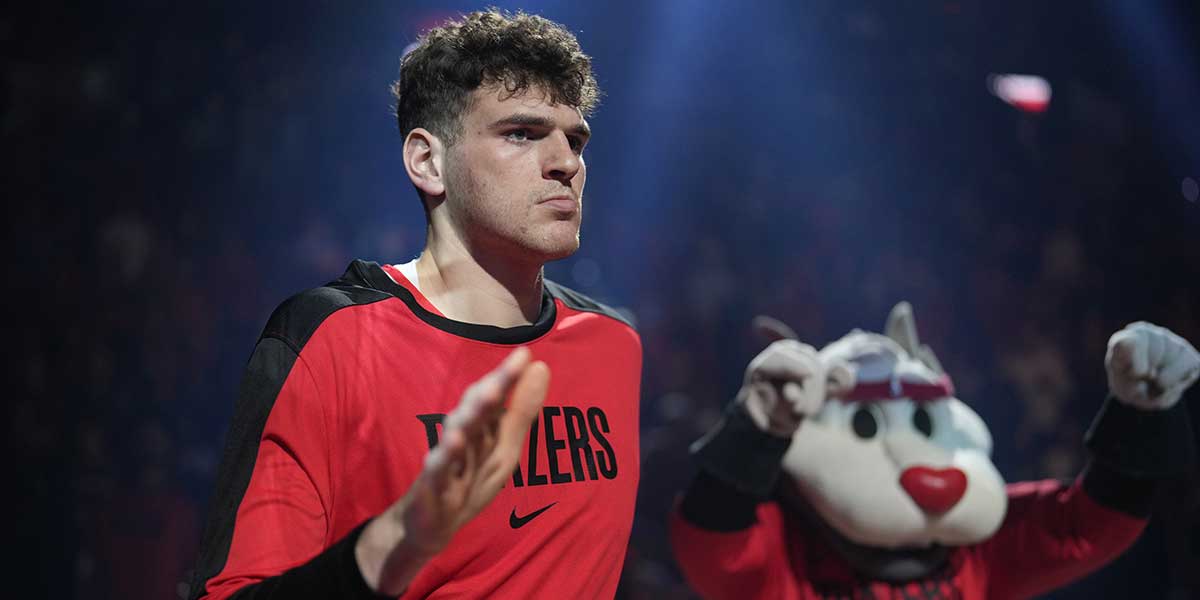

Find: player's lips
<box><xmin>538</xmin><ymin>195</ymin><xmax>578</xmax><ymax>213</ymax></box>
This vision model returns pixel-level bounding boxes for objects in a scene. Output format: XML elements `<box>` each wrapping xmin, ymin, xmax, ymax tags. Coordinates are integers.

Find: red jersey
<box><xmin>670</xmin><ymin>477</ymin><xmax>1146</xmax><ymax>600</ymax></box>
<box><xmin>190</xmin><ymin>260</ymin><xmax>641</xmax><ymax>599</ymax></box>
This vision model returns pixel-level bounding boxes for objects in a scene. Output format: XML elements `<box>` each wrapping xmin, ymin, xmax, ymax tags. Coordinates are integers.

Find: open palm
<box><xmin>357</xmin><ymin>347</ymin><xmax>549</xmax><ymax>595</ymax></box>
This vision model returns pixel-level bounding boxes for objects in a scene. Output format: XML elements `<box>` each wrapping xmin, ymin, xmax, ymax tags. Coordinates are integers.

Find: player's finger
<box><xmin>445</xmin><ymin>347</ymin><xmax>533</xmax><ymax>435</ymax></box>
<box><xmin>458</xmin><ymin>428</ymin><xmax>480</xmax><ymax>483</ymax></box>
<box><xmin>463</xmin><ymin>414</ymin><xmax>500</xmax><ymax>477</ymax></box>
<box><xmin>495</xmin><ymin>361</ymin><xmax>550</xmax><ymax>457</ymax></box>
<box><xmin>491</xmin><ymin>346</ymin><xmax>533</xmax><ymax>390</ymax></box>
<box><xmin>474</xmin><ymin>347</ymin><xmax>533</xmax><ymax>412</ymax></box>
<box><xmin>442</xmin><ymin>392</ymin><xmax>482</xmax><ymax>434</ymax></box>
<box><xmin>426</xmin><ymin>427</ymin><xmax>466</xmax><ymax>494</ymax></box>
<box><xmin>476</xmin><ymin>364</ymin><xmax>546</xmax><ymax>495</ymax></box>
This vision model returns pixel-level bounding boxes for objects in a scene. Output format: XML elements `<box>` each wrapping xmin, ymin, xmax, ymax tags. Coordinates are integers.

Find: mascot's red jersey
<box><xmin>190</xmin><ymin>260</ymin><xmax>641</xmax><ymax>599</ymax></box>
<box><xmin>671</xmin><ymin>475</ymin><xmax>1146</xmax><ymax>599</ymax></box>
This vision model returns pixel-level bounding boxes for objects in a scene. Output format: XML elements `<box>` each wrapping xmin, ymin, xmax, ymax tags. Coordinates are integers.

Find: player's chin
<box><xmin>528</xmin><ymin>227</ymin><xmax>581</xmax><ymax>261</ymax></box>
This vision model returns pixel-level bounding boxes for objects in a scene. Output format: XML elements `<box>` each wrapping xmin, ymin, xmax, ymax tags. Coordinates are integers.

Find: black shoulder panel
<box><xmin>545</xmin><ymin>280</ymin><xmax>636</xmax><ymax>331</ymax></box>
<box><xmin>259</xmin><ymin>280</ymin><xmax>392</xmax><ymax>354</ymax></box>
<box><xmin>189</xmin><ymin>279</ymin><xmax>392</xmax><ymax>599</ymax></box>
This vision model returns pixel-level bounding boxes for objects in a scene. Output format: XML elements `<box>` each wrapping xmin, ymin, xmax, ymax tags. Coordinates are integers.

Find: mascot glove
<box><xmin>739</xmin><ymin>339</ymin><xmax>854</xmax><ymax>436</ymax></box>
<box><xmin>1106</xmin><ymin>321</ymin><xmax>1200</xmax><ymax>411</ymax></box>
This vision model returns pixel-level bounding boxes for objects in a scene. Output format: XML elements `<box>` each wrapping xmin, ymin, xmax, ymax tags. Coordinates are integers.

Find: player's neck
<box><xmin>414</xmin><ymin>228</ymin><xmax>545</xmax><ymax>328</ymax></box>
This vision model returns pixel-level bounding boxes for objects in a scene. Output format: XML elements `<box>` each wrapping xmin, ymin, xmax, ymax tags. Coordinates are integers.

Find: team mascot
<box><xmin>670</xmin><ymin>303</ymin><xmax>1199</xmax><ymax>599</ymax></box>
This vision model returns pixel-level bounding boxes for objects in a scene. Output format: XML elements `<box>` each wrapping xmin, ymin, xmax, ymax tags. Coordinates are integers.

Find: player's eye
<box><xmin>568</xmin><ymin>136</ymin><xmax>585</xmax><ymax>153</ymax></box>
<box><xmin>912</xmin><ymin>405</ymin><xmax>934</xmax><ymax>437</ymax></box>
<box><xmin>505</xmin><ymin>129</ymin><xmax>531</xmax><ymax>142</ymax></box>
<box><xmin>851</xmin><ymin>405</ymin><xmax>880</xmax><ymax>439</ymax></box>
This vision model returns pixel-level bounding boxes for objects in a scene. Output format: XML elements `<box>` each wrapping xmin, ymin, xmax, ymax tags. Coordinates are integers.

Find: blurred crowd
<box><xmin>6</xmin><ymin>2</ymin><xmax>1199</xmax><ymax>599</ymax></box>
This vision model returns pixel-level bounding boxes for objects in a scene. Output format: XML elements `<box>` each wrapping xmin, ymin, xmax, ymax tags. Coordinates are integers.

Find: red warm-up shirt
<box><xmin>670</xmin><ymin>477</ymin><xmax>1147</xmax><ymax>600</ymax></box>
<box><xmin>190</xmin><ymin>260</ymin><xmax>641</xmax><ymax>599</ymax></box>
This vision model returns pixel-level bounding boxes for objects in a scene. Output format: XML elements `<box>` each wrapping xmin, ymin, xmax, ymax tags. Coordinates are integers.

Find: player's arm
<box><xmin>190</xmin><ymin>329</ymin><xmax>546</xmax><ymax>599</ymax></box>
<box><xmin>188</xmin><ymin>330</ymin><xmax>349</xmax><ymax>600</ymax></box>
<box><xmin>982</xmin><ymin>322</ymin><xmax>1199</xmax><ymax>598</ymax></box>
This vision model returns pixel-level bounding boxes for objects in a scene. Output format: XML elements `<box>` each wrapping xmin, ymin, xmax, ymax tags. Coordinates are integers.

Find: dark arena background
<box><xmin>6</xmin><ymin>1</ymin><xmax>1200</xmax><ymax>598</ymax></box>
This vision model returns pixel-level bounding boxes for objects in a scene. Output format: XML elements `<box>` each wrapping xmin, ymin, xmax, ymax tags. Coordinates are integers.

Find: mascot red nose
<box><xmin>670</xmin><ymin>303</ymin><xmax>1200</xmax><ymax>599</ymax></box>
<box><xmin>899</xmin><ymin>467</ymin><xmax>967</xmax><ymax>515</ymax></box>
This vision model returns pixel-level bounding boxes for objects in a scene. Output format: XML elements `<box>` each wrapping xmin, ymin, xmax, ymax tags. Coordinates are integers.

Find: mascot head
<box><xmin>779</xmin><ymin>302</ymin><xmax>1007</xmax><ymax>578</ymax></box>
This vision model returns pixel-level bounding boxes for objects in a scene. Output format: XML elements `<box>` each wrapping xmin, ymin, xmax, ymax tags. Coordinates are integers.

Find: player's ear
<box><xmin>404</xmin><ymin>127</ymin><xmax>446</xmax><ymax>198</ymax></box>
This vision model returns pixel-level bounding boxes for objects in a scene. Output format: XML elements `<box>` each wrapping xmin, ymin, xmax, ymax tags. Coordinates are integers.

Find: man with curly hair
<box><xmin>189</xmin><ymin>10</ymin><xmax>640</xmax><ymax>599</ymax></box>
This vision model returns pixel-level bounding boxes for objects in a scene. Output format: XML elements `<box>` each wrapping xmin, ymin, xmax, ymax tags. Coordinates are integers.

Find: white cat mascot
<box><xmin>672</xmin><ymin>303</ymin><xmax>1199</xmax><ymax>599</ymax></box>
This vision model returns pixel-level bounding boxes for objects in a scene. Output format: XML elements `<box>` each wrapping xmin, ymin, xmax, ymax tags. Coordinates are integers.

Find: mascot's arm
<box><xmin>670</xmin><ymin>337</ymin><xmax>841</xmax><ymax>599</ymax></box>
<box><xmin>983</xmin><ymin>322</ymin><xmax>1199</xmax><ymax>597</ymax></box>
<box><xmin>980</xmin><ymin>394</ymin><xmax>1195</xmax><ymax>598</ymax></box>
<box><xmin>670</xmin><ymin>405</ymin><xmax>805</xmax><ymax>600</ymax></box>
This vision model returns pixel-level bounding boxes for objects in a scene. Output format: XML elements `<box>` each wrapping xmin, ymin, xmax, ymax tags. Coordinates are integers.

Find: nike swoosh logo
<box><xmin>509</xmin><ymin>502</ymin><xmax>556</xmax><ymax>529</ymax></box>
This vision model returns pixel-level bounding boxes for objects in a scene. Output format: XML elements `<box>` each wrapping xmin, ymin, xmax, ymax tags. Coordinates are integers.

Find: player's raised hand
<box><xmin>1106</xmin><ymin>321</ymin><xmax>1200</xmax><ymax>410</ymax></box>
<box><xmin>356</xmin><ymin>347</ymin><xmax>549</xmax><ymax>595</ymax></box>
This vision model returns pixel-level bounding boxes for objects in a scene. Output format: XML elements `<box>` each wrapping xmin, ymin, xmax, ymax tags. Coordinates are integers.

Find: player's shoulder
<box><xmin>545</xmin><ymin>279</ymin><xmax>637</xmax><ymax>333</ymax></box>
<box><xmin>260</xmin><ymin>260</ymin><xmax>393</xmax><ymax>351</ymax></box>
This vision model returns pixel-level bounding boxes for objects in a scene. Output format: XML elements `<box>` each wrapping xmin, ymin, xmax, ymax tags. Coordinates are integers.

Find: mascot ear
<box><xmin>753</xmin><ymin>315</ymin><xmax>799</xmax><ymax>342</ymax></box>
<box><xmin>885</xmin><ymin>301</ymin><xmax>920</xmax><ymax>354</ymax></box>
<box><xmin>916</xmin><ymin>345</ymin><xmax>946</xmax><ymax>375</ymax></box>
<box><xmin>885</xmin><ymin>301</ymin><xmax>946</xmax><ymax>375</ymax></box>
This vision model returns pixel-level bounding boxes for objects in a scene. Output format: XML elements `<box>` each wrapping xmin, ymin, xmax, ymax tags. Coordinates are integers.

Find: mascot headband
<box><xmin>837</xmin><ymin>373</ymin><xmax>956</xmax><ymax>403</ymax></box>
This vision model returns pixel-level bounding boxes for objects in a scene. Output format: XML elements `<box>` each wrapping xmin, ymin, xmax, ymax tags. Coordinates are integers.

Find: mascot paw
<box><xmin>740</xmin><ymin>318</ymin><xmax>854</xmax><ymax>436</ymax></box>
<box><xmin>1106</xmin><ymin>321</ymin><xmax>1200</xmax><ymax>410</ymax></box>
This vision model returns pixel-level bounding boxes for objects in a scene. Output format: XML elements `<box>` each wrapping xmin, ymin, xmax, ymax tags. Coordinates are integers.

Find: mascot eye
<box><xmin>912</xmin><ymin>405</ymin><xmax>934</xmax><ymax>437</ymax></box>
<box><xmin>851</xmin><ymin>407</ymin><xmax>879</xmax><ymax>439</ymax></box>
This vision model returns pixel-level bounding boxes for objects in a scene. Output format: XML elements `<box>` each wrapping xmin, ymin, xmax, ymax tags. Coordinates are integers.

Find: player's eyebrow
<box><xmin>490</xmin><ymin>113</ymin><xmax>591</xmax><ymax>140</ymax></box>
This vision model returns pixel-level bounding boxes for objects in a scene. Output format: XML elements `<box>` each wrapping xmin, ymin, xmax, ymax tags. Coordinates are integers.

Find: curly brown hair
<box><xmin>392</xmin><ymin>9</ymin><xmax>600</xmax><ymax>146</ymax></box>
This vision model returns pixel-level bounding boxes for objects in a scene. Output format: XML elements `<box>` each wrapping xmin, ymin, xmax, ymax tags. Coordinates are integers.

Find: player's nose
<box><xmin>543</xmin><ymin>131</ymin><xmax>581</xmax><ymax>183</ymax></box>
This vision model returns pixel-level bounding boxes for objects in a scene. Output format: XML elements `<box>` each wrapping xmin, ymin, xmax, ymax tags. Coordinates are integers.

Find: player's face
<box><xmin>442</xmin><ymin>84</ymin><xmax>590</xmax><ymax>264</ymax></box>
